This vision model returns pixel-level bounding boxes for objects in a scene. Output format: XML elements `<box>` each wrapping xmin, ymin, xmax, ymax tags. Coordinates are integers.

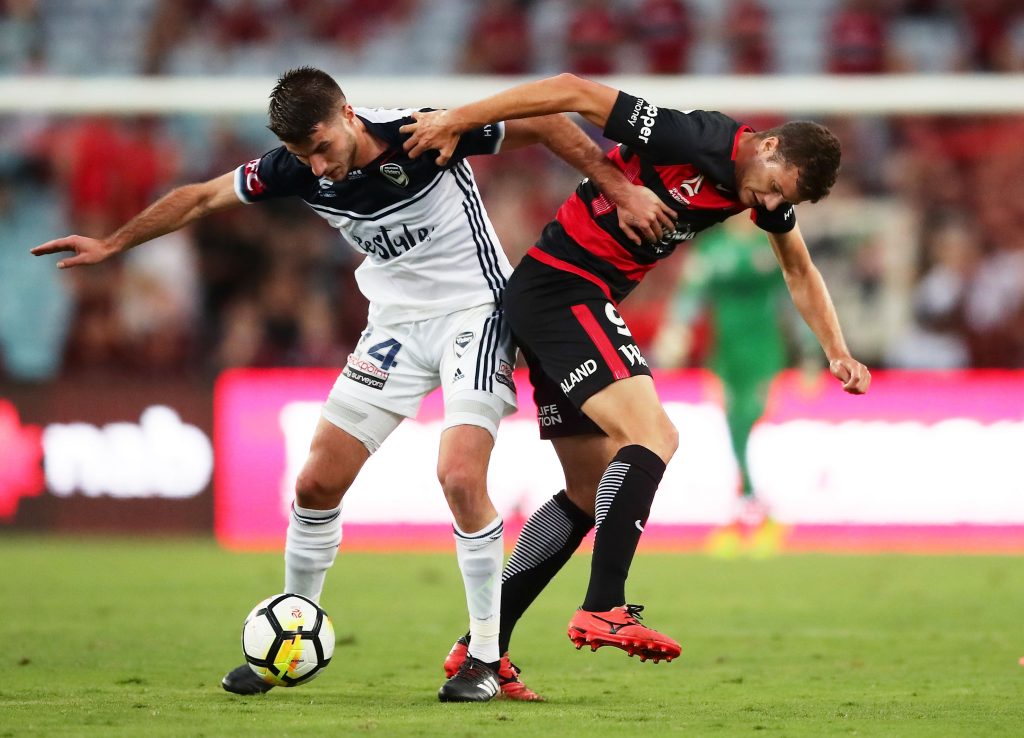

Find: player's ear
<box><xmin>332</xmin><ymin>103</ymin><xmax>355</xmax><ymax>127</ymax></box>
<box><xmin>760</xmin><ymin>136</ymin><xmax>779</xmax><ymax>157</ymax></box>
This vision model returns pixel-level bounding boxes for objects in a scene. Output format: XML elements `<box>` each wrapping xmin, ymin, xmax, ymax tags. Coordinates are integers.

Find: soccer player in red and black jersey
<box><xmin>403</xmin><ymin>73</ymin><xmax>871</xmax><ymax>690</ymax></box>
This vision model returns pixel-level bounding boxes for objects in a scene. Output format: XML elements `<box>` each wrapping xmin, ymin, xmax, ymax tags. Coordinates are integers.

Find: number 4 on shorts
<box><xmin>367</xmin><ymin>338</ymin><xmax>402</xmax><ymax>370</ymax></box>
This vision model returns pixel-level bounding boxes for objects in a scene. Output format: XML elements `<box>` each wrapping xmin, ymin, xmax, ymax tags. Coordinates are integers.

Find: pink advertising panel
<box><xmin>214</xmin><ymin>369</ymin><xmax>1024</xmax><ymax>552</ymax></box>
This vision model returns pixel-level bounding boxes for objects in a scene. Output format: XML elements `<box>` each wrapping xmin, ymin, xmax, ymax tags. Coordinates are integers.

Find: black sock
<box><xmin>582</xmin><ymin>445</ymin><xmax>665</xmax><ymax>612</ymax></box>
<box><xmin>496</xmin><ymin>490</ymin><xmax>594</xmax><ymax>653</ymax></box>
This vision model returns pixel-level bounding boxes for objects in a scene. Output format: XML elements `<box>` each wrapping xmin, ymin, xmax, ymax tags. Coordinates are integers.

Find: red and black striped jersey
<box><xmin>529</xmin><ymin>91</ymin><xmax>797</xmax><ymax>304</ymax></box>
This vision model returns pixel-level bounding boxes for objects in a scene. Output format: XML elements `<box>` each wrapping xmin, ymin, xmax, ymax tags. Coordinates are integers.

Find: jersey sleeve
<box><xmin>234</xmin><ymin>146</ymin><xmax>317</xmax><ymax>204</ymax></box>
<box><xmin>751</xmin><ymin>203</ymin><xmax>797</xmax><ymax>234</ymax></box>
<box><xmin>447</xmin><ymin>120</ymin><xmax>506</xmax><ymax>164</ymax></box>
<box><xmin>603</xmin><ymin>91</ymin><xmax>736</xmax><ymax>165</ymax></box>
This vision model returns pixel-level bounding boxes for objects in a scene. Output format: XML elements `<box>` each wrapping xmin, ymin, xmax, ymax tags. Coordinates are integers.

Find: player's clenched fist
<box><xmin>30</xmin><ymin>235</ymin><xmax>118</xmax><ymax>269</ymax></box>
<box><xmin>829</xmin><ymin>356</ymin><xmax>871</xmax><ymax>395</ymax></box>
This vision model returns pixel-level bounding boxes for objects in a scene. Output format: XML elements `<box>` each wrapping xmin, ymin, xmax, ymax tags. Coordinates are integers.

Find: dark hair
<box><xmin>758</xmin><ymin>121</ymin><xmax>841</xmax><ymax>203</ymax></box>
<box><xmin>267</xmin><ymin>66</ymin><xmax>346</xmax><ymax>144</ymax></box>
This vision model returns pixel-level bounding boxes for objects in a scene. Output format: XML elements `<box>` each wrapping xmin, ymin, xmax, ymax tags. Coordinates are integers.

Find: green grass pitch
<box><xmin>3</xmin><ymin>537</ymin><xmax>1022</xmax><ymax>737</ymax></box>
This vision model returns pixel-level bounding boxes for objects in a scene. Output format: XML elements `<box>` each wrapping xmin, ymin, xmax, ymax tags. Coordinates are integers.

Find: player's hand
<box><xmin>612</xmin><ymin>185</ymin><xmax>677</xmax><ymax>246</ymax></box>
<box><xmin>829</xmin><ymin>356</ymin><xmax>871</xmax><ymax>395</ymax></box>
<box><xmin>30</xmin><ymin>235</ymin><xmax>118</xmax><ymax>269</ymax></box>
<box><xmin>400</xmin><ymin>110</ymin><xmax>463</xmax><ymax>166</ymax></box>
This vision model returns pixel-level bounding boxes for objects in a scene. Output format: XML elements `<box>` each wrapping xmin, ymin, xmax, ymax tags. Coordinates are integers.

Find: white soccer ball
<box><xmin>241</xmin><ymin>594</ymin><xmax>335</xmax><ymax>687</ymax></box>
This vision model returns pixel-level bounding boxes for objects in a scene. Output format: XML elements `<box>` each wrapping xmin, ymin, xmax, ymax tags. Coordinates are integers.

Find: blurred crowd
<box><xmin>4</xmin><ymin>0</ymin><xmax>1024</xmax><ymax>76</ymax></box>
<box><xmin>2</xmin><ymin>0</ymin><xmax>1024</xmax><ymax>381</ymax></box>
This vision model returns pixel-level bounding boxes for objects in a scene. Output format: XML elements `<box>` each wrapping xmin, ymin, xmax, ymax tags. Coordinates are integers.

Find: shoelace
<box><xmin>623</xmin><ymin>603</ymin><xmax>646</xmax><ymax>623</ymax></box>
<box><xmin>461</xmin><ymin>656</ymin><xmax>498</xmax><ymax>678</ymax></box>
<box><xmin>500</xmin><ymin>660</ymin><xmax>522</xmax><ymax>684</ymax></box>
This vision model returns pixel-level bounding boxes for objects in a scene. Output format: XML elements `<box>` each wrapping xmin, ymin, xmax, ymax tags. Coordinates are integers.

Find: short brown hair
<box><xmin>267</xmin><ymin>66</ymin><xmax>346</xmax><ymax>144</ymax></box>
<box><xmin>758</xmin><ymin>121</ymin><xmax>841</xmax><ymax>203</ymax></box>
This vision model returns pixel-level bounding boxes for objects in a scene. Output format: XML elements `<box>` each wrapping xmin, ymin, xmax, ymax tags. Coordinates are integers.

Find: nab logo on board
<box><xmin>42</xmin><ymin>407</ymin><xmax>213</xmax><ymax>500</ymax></box>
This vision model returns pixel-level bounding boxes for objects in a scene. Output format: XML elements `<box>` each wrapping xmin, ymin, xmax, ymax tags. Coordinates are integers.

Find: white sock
<box><xmin>453</xmin><ymin>516</ymin><xmax>503</xmax><ymax>664</ymax></box>
<box><xmin>284</xmin><ymin>502</ymin><xmax>342</xmax><ymax>604</ymax></box>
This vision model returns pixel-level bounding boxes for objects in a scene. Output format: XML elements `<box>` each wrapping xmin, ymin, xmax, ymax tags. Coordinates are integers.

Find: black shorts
<box><xmin>502</xmin><ymin>253</ymin><xmax>653</xmax><ymax>440</ymax></box>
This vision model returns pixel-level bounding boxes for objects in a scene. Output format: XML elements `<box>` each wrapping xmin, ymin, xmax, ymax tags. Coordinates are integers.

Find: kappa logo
<box><xmin>380</xmin><ymin>163</ymin><xmax>409</xmax><ymax>187</ymax></box>
<box><xmin>656</xmin><ymin>223</ymin><xmax>696</xmax><ymax>248</ymax></box>
<box><xmin>453</xmin><ymin>331</ymin><xmax>475</xmax><ymax>357</ymax></box>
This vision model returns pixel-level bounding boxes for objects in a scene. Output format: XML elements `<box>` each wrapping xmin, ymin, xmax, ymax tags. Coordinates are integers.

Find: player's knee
<box><xmin>437</xmin><ymin>461</ymin><xmax>487</xmax><ymax>517</ymax></box>
<box><xmin>646</xmin><ymin>416</ymin><xmax>679</xmax><ymax>464</ymax></box>
<box><xmin>294</xmin><ymin>469</ymin><xmax>345</xmax><ymax>510</ymax></box>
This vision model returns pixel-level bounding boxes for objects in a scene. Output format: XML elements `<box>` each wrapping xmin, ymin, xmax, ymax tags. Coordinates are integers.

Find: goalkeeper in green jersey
<box><xmin>655</xmin><ymin>214</ymin><xmax>801</xmax><ymax>555</ymax></box>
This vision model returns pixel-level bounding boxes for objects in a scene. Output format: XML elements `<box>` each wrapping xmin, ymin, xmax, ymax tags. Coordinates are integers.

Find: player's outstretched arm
<box><xmin>501</xmin><ymin>114</ymin><xmax>677</xmax><ymax>245</ymax></box>
<box><xmin>401</xmin><ymin>74</ymin><xmax>618</xmax><ymax>164</ymax></box>
<box><xmin>767</xmin><ymin>226</ymin><xmax>871</xmax><ymax>395</ymax></box>
<box><xmin>30</xmin><ymin>171</ymin><xmax>240</xmax><ymax>269</ymax></box>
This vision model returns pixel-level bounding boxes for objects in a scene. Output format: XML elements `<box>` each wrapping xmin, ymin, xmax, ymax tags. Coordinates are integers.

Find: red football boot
<box><xmin>496</xmin><ymin>656</ymin><xmax>544</xmax><ymax>702</ymax></box>
<box><xmin>443</xmin><ymin>638</ymin><xmax>544</xmax><ymax>701</ymax></box>
<box><xmin>567</xmin><ymin>604</ymin><xmax>681</xmax><ymax>663</ymax></box>
<box><xmin>443</xmin><ymin>636</ymin><xmax>470</xmax><ymax>678</ymax></box>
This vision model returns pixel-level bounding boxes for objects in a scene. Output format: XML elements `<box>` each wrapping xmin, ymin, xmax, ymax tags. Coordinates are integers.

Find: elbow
<box><xmin>551</xmin><ymin>73</ymin><xmax>588</xmax><ymax>108</ymax></box>
<box><xmin>552</xmin><ymin>72</ymin><xmax>583</xmax><ymax>87</ymax></box>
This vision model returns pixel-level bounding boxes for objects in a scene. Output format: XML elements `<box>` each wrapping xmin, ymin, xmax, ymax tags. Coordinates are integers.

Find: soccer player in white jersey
<box><xmin>31</xmin><ymin>67</ymin><xmax>676</xmax><ymax>702</ymax></box>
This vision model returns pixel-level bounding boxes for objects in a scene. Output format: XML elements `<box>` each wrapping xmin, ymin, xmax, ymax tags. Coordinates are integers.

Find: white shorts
<box><xmin>320</xmin><ymin>303</ymin><xmax>517</xmax><ymax>453</ymax></box>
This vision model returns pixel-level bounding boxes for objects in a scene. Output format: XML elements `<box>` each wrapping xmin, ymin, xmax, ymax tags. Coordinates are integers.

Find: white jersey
<box><xmin>234</xmin><ymin>107</ymin><xmax>513</xmax><ymax>324</ymax></box>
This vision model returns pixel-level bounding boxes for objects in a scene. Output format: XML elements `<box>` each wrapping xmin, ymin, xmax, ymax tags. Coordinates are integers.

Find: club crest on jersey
<box><xmin>668</xmin><ymin>174</ymin><xmax>704</xmax><ymax>205</ymax></box>
<box><xmin>453</xmin><ymin>331</ymin><xmax>475</xmax><ymax>357</ymax></box>
<box><xmin>380</xmin><ymin>163</ymin><xmax>409</xmax><ymax>187</ymax></box>
<box><xmin>318</xmin><ymin>176</ymin><xmax>338</xmax><ymax>198</ymax></box>
<box><xmin>494</xmin><ymin>360</ymin><xmax>515</xmax><ymax>392</ymax></box>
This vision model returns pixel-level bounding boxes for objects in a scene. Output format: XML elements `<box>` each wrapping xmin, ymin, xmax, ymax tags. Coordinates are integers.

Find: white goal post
<box><xmin>1</xmin><ymin>74</ymin><xmax>1023</xmax><ymax>115</ymax></box>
